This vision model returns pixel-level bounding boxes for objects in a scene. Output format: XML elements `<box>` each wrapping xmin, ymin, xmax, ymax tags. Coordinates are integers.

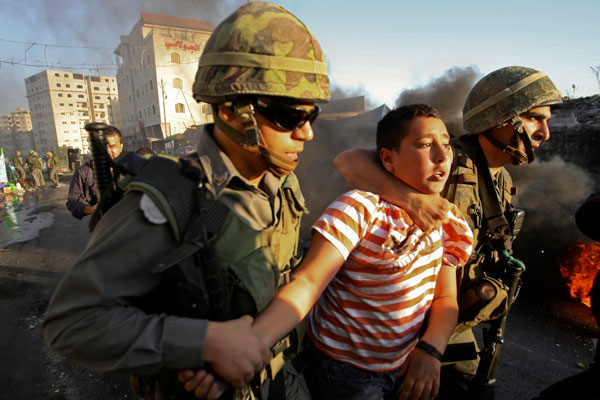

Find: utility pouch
<box><xmin>456</xmin><ymin>276</ymin><xmax>509</xmax><ymax>333</ymax></box>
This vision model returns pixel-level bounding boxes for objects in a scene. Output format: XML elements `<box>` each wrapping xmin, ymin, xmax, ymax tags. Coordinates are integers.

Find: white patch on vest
<box><xmin>140</xmin><ymin>193</ymin><xmax>167</xmax><ymax>224</ymax></box>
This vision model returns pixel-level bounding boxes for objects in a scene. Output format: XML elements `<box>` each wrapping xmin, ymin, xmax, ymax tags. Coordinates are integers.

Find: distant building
<box><xmin>0</xmin><ymin>107</ymin><xmax>35</xmax><ymax>158</ymax></box>
<box><xmin>114</xmin><ymin>12</ymin><xmax>215</xmax><ymax>152</ymax></box>
<box><xmin>24</xmin><ymin>70</ymin><xmax>120</xmax><ymax>155</ymax></box>
<box><xmin>0</xmin><ymin>107</ymin><xmax>33</xmax><ymax>134</ymax></box>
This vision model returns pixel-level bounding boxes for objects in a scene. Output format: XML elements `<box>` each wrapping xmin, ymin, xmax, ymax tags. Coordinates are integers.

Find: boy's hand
<box><xmin>178</xmin><ymin>369</ymin><xmax>227</xmax><ymax>399</ymax></box>
<box><xmin>396</xmin><ymin>347</ymin><xmax>441</xmax><ymax>400</ymax></box>
<box><xmin>204</xmin><ymin>315</ymin><xmax>270</xmax><ymax>388</ymax></box>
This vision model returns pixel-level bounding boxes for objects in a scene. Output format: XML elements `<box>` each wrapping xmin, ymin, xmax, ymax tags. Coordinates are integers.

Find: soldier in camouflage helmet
<box><xmin>43</xmin><ymin>2</ymin><xmax>329</xmax><ymax>400</ymax></box>
<box><xmin>332</xmin><ymin>66</ymin><xmax>562</xmax><ymax>398</ymax></box>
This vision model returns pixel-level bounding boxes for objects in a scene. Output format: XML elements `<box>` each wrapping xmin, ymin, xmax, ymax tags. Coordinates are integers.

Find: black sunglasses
<box><xmin>255</xmin><ymin>97</ymin><xmax>321</xmax><ymax>132</ymax></box>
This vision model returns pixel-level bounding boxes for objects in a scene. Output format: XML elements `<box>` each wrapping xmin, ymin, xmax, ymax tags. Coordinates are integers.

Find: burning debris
<box><xmin>558</xmin><ymin>242</ymin><xmax>600</xmax><ymax>307</ymax></box>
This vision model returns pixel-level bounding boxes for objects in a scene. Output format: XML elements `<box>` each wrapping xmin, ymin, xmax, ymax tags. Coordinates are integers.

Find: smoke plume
<box><xmin>395</xmin><ymin>65</ymin><xmax>481</xmax><ymax>136</ymax></box>
<box><xmin>508</xmin><ymin>156</ymin><xmax>594</xmax><ymax>291</ymax></box>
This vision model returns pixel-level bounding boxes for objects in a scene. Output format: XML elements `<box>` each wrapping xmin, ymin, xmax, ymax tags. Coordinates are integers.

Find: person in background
<box><xmin>66</xmin><ymin>126</ymin><xmax>122</xmax><ymax>219</ymax></box>
<box><xmin>46</xmin><ymin>151</ymin><xmax>60</xmax><ymax>187</ymax></box>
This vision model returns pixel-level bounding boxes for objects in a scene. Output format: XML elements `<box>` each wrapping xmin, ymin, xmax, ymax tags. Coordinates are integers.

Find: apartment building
<box><xmin>0</xmin><ymin>107</ymin><xmax>33</xmax><ymax>134</ymax></box>
<box><xmin>114</xmin><ymin>12</ymin><xmax>214</xmax><ymax>151</ymax></box>
<box><xmin>24</xmin><ymin>70</ymin><xmax>119</xmax><ymax>155</ymax></box>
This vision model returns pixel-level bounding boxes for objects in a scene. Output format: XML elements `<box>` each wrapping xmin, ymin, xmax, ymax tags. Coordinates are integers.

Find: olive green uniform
<box><xmin>29</xmin><ymin>155</ymin><xmax>45</xmax><ymax>188</ymax></box>
<box><xmin>43</xmin><ymin>126</ymin><xmax>307</xmax><ymax>398</ymax></box>
<box><xmin>47</xmin><ymin>155</ymin><xmax>60</xmax><ymax>186</ymax></box>
<box><xmin>440</xmin><ymin>135</ymin><xmax>514</xmax><ymax>382</ymax></box>
<box><xmin>13</xmin><ymin>155</ymin><xmax>26</xmax><ymax>180</ymax></box>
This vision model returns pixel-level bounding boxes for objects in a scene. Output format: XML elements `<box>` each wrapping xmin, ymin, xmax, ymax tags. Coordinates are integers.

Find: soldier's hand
<box><xmin>402</xmin><ymin>193</ymin><xmax>452</xmax><ymax>233</ymax></box>
<box><xmin>396</xmin><ymin>347</ymin><xmax>441</xmax><ymax>400</ymax></box>
<box><xmin>178</xmin><ymin>369</ymin><xmax>227</xmax><ymax>399</ymax></box>
<box><xmin>204</xmin><ymin>315</ymin><xmax>270</xmax><ymax>388</ymax></box>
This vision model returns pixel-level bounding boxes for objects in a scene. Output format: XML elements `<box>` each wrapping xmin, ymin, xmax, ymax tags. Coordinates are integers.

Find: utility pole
<box><xmin>591</xmin><ymin>66</ymin><xmax>600</xmax><ymax>93</ymax></box>
<box><xmin>160</xmin><ymin>78</ymin><xmax>168</xmax><ymax>137</ymax></box>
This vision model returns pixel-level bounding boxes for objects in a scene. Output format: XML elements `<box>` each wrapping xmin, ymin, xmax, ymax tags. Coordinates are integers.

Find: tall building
<box><xmin>24</xmin><ymin>70</ymin><xmax>120</xmax><ymax>155</ymax></box>
<box><xmin>114</xmin><ymin>12</ymin><xmax>215</xmax><ymax>151</ymax></box>
<box><xmin>0</xmin><ymin>107</ymin><xmax>34</xmax><ymax>158</ymax></box>
<box><xmin>0</xmin><ymin>107</ymin><xmax>33</xmax><ymax>134</ymax></box>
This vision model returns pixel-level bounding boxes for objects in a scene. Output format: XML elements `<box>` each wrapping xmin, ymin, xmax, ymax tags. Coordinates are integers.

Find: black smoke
<box><xmin>395</xmin><ymin>65</ymin><xmax>481</xmax><ymax>136</ymax></box>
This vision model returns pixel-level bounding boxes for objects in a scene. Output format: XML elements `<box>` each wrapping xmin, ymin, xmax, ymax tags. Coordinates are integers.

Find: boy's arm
<box><xmin>178</xmin><ymin>233</ymin><xmax>345</xmax><ymax>399</ymax></box>
<box><xmin>252</xmin><ymin>232</ymin><xmax>345</xmax><ymax>347</ymax></box>
<box><xmin>334</xmin><ymin>149</ymin><xmax>452</xmax><ymax>231</ymax></box>
<box><xmin>397</xmin><ymin>263</ymin><xmax>458</xmax><ymax>400</ymax></box>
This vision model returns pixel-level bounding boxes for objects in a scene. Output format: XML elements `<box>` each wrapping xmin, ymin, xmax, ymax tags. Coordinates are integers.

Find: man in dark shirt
<box><xmin>66</xmin><ymin>126</ymin><xmax>123</xmax><ymax>219</ymax></box>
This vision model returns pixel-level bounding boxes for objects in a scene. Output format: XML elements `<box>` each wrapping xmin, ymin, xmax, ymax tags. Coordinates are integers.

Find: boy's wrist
<box><xmin>416</xmin><ymin>340</ymin><xmax>444</xmax><ymax>362</ymax></box>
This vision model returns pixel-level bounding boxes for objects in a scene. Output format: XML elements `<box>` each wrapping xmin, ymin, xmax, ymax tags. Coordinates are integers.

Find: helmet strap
<box><xmin>510</xmin><ymin>116</ymin><xmax>535</xmax><ymax>164</ymax></box>
<box><xmin>482</xmin><ymin>129</ymin><xmax>528</xmax><ymax>166</ymax></box>
<box><xmin>214</xmin><ymin>100</ymin><xmax>297</xmax><ymax>177</ymax></box>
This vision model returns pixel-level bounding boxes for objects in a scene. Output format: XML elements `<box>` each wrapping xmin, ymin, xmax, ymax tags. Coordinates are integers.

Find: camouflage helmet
<box><xmin>463</xmin><ymin>66</ymin><xmax>562</xmax><ymax>134</ymax></box>
<box><xmin>192</xmin><ymin>1</ymin><xmax>330</xmax><ymax>104</ymax></box>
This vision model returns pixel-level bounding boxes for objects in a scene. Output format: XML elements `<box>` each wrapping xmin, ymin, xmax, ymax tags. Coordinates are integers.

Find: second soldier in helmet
<box><xmin>44</xmin><ymin>2</ymin><xmax>328</xmax><ymax>400</ymax></box>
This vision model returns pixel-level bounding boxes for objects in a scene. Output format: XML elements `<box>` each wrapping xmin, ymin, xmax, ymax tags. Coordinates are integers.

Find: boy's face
<box><xmin>380</xmin><ymin>116</ymin><xmax>452</xmax><ymax>195</ymax></box>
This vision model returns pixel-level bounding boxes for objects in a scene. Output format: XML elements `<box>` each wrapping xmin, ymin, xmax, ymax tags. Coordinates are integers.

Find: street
<box><xmin>0</xmin><ymin>180</ymin><xmax>598</xmax><ymax>400</ymax></box>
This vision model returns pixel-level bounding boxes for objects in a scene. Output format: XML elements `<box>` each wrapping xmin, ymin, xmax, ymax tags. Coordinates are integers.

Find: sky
<box><xmin>1</xmin><ymin>0</ymin><xmax>599</xmax><ymax>116</ymax></box>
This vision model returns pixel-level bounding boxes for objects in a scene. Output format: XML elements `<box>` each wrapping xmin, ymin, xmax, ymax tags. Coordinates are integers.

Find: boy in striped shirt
<box><xmin>182</xmin><ymin>105</ymin><xmax>473</xmax><ymax>400</ymax></box>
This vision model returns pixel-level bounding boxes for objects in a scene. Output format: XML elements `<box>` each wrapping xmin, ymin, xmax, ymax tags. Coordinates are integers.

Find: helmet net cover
<box><xmin>463</xmin><ymin>66</ymin><xmax>562</xmax><ymax>135</ymax></box>
<box><xmin>193</xmin><ymin>1</ymin><xmax>330</xmax><ymax>104</ymax></box>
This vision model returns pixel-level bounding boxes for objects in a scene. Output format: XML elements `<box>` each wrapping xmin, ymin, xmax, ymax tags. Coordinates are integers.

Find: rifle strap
<box><xmin>473</xmin><ymin>142</ymin><xmax>513</xmax><ymax>251</ymax></box>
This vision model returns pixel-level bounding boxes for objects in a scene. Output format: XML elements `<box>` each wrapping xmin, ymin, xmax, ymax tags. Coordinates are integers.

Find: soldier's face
<box><xmin>254</xmin><ymin>102</ymin><xmax>316</xmax><ymax>165</ymax></box>
<box><xmin>491</xmin><ymin>106</ymin><xmax>552</xmax><ymax>163</ymax></box>
<box><xmin>519</xmin><ymin>106</ymin><xmax>552</xmax><ymax>149</ymax></box>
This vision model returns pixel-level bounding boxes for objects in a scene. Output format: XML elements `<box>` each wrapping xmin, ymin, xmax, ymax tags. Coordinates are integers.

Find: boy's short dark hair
<box><xmin>376</xmin><ymin>104</ymin><xmax>442</xmax><ymax>153</ymax></box>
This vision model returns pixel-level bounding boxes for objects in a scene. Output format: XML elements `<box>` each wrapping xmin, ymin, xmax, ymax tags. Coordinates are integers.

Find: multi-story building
<box><xmin>0</xmin><ymin>107</ymin><xmax>33</xmax><ymax>134</ymax></box>
<box><xmin>0</xmin><ymin>108</ymin><xmax>35</xmax><ymax>160</ymax></box>
<box><xmin>24</xmin><ymin>70</ymin><xmax>120</xmax><ymax>156</ymax></box>
<box><xmin>114</xmin><ymin>12</ymin><xmax>214</xmax><ymax>152</ymax></box>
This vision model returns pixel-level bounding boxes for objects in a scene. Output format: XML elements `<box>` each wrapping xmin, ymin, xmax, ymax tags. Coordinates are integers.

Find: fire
<box><xmin>557</xmin><ymin>242</ymin><xmax>600</xmax><ymax>307</ymax></box>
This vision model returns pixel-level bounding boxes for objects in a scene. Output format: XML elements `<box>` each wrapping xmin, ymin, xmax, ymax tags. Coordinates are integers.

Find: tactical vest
<box><xmin>116</xmin><ymin>153</ymin><xmax>306</xmax><ymax>400</ymax></box>
<box><xmin>441</xmin><ymin>135</ymin><xmax>516</xmax><ymax>329</ymax></box>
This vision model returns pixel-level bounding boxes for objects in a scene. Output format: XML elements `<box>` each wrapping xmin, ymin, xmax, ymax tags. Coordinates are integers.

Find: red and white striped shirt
<box><xmin>308</xmin><ymin>190</ymin><xmax>473</xmax><ymax>371</ymax></box>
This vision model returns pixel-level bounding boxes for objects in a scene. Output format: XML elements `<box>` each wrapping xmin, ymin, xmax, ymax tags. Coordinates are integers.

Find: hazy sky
<box><xmin>1</xmin><ymin>0</ymin><xmax>599</xmax><ymax>116</ymax></box>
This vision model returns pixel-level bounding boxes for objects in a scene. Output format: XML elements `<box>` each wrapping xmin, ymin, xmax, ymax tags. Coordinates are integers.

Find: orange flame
<box><xmin>557</xmin><ymin>242</ymin><xmax>600</xmax><ymax>307</ymax></box>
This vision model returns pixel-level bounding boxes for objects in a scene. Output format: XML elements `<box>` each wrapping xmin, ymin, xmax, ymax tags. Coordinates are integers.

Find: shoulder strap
<box><xmin>124</xmin><ymin>153</ymin><xmax>229</xmax><ymax>243</ymax></box>
<box><xmin>472</xmin><ymin>143</ymin><xmax>513</xmax><ymax>251</ymax></box>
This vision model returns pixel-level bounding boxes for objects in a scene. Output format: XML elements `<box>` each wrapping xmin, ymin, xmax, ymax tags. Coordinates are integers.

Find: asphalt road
<box><xmin>0</xmin><ymin>180</ymin><xmax>598</xmax><ymax>400</ymax></box>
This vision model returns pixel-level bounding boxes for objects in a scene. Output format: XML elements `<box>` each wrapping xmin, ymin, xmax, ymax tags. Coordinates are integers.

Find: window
<box><xmin>58</xmin><ymin>93</ymin><xmax>63</xmax><ymax>97</ymax></box>
<box><xmin>78</xmin><ymin>94</ymin><xmax>84</xmax><ymax>98</ymax></box>
<box><xmin>95</xmin><ymin>96</ymin><xmax>100</xmax><ymax>100</ymax></box>
<box><xmin>54</xmin><ymin>73</ymin><xmax>60</xmax><ymax>77</ymax></box>
<box><xmin>173</xmin><ymin>78</ymin><xmax>183</xmax><ymax>89</ymax></box>
<box><xmin>175</xmin><ymin>103</ymin><xmax>185</xmax><ymax>113</ymax></box>
<box><xmin>56</xmin><ymin>83</ymin><xmax>61</xmax><ymax>87</ymax></box>
<box><xmin>66</xmin><ymin>84</ymin><xmax>70</xmax><ymax>88</ymax></box>
<box><xmin>73</xmin><ymin>73</ymin><xmax>84</xmax><ymax>80</ymax></box>
<box><xmin>59</xmin><ymin>103</ymin><xmax>64</xmax><ymax>106</ymax></box>
<box><xmin>67</xmin><ymin>94</ymin><xmax>72</xmax><ymax>98</ymax></box>
<box><xmin>139</xmin><ymin>111</ymin><xmax>142</xmax><ymax>119</ymax></box>
<box><xmin>170</xmin><ymin>52</ymin><xmax>181</xmax><ymax>63</ymax></box>
<box><xmin>152</xmin><ymin>104</ymin><xmax>156</xmax><ymax>115</ymax></box>
<box><xmin>94</xmin><ymin>87</ymin><xmax>100</xmax><ymax>91</ymax></box>
<box><xmin>64</xmin><ymin>73</ymin><xmax>68</xmax><ymax>78</ymax></box>
<box><xmin>149</xmin><ymin>80</ymin><xmax>153</xmax><ymax>90</ymax></box>
<box><xmin>77</xmin><ymin>84</ymin><xmax>83</xmax><ymax>89</ymax></box>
